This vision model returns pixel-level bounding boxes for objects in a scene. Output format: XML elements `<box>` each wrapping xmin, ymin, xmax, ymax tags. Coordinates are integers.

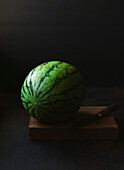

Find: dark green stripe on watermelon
<box><xmin>37</xmin><ymin>69</ymin><xmax>79</xmax><ymax>100</ymax></box>
<box><xmin>25</xmin><ymin>78</ymin><xmax>32</xmax><ymax>96</ymax></box>
<box><xmin>33</xmin><ymin>105</ymin><xmax>54</xmax><ymax>123</ymax></box>
<box><xmin>21</xmin><ymin>85</ymin><xmax>33</xmax><ymax>102</ymax></box>
<box><xmin>36</xmin><ymin>62</ymin><xmax>62</xmax><ymax>97</ymax></box>
<box><xmin>21</xmin><ymin>100</ymin><xmax>31</xmax><ymax>105</ymax></box>
<box><xmin>29</xmin><ymin>68</ymin><xmax>36</xmax><ymax>96</ymax></box>
<box><xmin>38</xmin><ymin>80</ymin><xmax>84</xmax><ymax>103</ymax></box>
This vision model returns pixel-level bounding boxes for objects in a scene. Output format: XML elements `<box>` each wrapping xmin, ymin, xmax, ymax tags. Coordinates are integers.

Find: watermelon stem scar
<box><xmin>34</xmin><ymin>102</ymin><xmax>37</xmax><ymax>105</ymax></box>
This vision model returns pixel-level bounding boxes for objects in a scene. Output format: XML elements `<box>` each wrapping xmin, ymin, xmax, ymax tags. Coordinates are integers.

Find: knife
<box><xmin>70</xmin><ymin>104</ymin><xmax>118</xmax><ymax>131</ymax></box>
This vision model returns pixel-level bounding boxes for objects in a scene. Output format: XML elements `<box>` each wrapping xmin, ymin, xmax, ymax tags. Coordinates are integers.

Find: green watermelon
<box><xmin>21</xmin><ymin>61</ymin><xmax>85</xmax><ymax>124</ymax></box>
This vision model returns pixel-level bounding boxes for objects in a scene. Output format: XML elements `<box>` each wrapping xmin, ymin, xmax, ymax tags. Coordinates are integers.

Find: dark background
<box><xmin>1</xmin><ymin>2</ymin><xmax>124</xmax><ymax>169</ymax></box>
<box><xmin>0</xmin><ymin>0</ymin><xmax>124</xmax><ymax>93</ymax></box>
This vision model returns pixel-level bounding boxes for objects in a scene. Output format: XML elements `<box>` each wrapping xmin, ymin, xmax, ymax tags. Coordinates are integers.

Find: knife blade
<box><xmin>70</xmin><ymin>104</ymin><xmax>118</xmax><ymax>131</ymax></box>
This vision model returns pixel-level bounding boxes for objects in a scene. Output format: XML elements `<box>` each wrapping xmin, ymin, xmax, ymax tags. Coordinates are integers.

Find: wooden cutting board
<box><xmin>29</xmin><ymin>106</ymin><xmax>119</xmax><ymax>140</ymax></box>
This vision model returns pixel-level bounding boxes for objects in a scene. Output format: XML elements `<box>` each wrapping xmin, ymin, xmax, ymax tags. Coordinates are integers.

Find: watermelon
<box><xmin>21</xmin><ymin>61</ymin><xmax>85</xmax><ymax>124</ymax></box>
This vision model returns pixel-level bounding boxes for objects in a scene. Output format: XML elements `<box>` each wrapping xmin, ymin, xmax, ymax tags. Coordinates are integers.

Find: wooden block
<box><xmin>29</xmin><ymin>106</ymin><xmax>119</xmax><ymax>140</ymax></box>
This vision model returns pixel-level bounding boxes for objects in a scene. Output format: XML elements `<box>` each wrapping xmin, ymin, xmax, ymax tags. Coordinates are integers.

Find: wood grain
<box><xmin>29</xmin><ymin>106</ymin><xmax>119</xmax><ymax>140</ymax></box>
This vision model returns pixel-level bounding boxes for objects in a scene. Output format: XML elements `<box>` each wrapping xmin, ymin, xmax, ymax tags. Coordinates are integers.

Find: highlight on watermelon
<box><xmin>21</xmin><ymin>61</ymin><xmax>86</xmax><ymax>124</ymax></box>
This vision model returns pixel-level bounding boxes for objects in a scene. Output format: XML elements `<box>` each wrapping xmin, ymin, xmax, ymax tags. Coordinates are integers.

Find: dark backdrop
<box><xmin>0</xmin><ymin>0</ymin><xmax>124</xmax><ymax>93</ymax></box>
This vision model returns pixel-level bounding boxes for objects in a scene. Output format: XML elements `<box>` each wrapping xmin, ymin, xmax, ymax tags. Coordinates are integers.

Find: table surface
<box><xmin>0</xmin><ymin>87</ymin><xmax>124</xmax><ymax>170</ymax></box>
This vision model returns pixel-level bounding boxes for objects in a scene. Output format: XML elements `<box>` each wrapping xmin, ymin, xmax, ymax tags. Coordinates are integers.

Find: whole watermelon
<box><xmin>21</xmin><ymin>61</ymin><xmax>85</xmax><ymax>124</ymax></box>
